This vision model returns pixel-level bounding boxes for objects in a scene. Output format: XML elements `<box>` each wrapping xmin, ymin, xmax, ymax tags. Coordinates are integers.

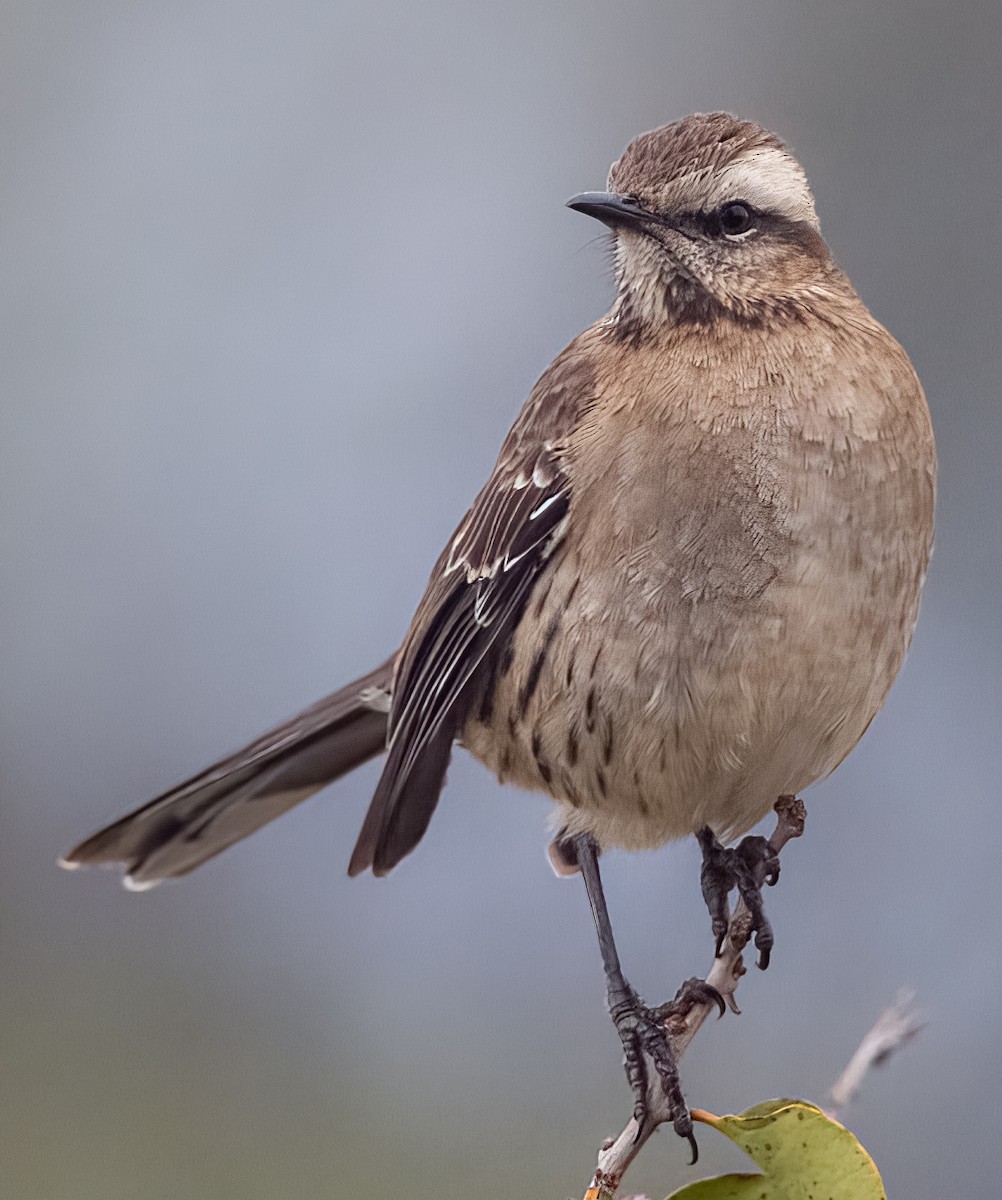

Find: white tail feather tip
<box><xmin>123</xmin><ymin>874</ymin><xmax>161</xmax><ymax>893</ymax></box>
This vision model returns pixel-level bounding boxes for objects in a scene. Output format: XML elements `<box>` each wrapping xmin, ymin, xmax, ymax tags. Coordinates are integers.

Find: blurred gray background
<box><xmin>3</xmin><ymin>2</ymin><xmax>1000</xmax><ymax>1197</ymax></box>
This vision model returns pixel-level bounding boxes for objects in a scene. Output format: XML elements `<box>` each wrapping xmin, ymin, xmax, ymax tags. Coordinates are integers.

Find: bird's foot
<box><xmin>697</xmin><ymin>827</ymin><xmax>780</xmax><ymax>969</ymax></box>
<box><xmin>650</xmin><ymin>975</ymin><xmax>726</xmax><ymax>1029</ymax></box>
<box><xmin>607</xmin><ymin>982</ymin><xmax>699</xmax><ymax>1161</ymax></box>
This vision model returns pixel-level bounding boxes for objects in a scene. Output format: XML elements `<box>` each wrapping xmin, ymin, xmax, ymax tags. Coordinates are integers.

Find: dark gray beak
<box><xmin>565</xmin><ymin>191</ymin><xmax>649</xmax><ymax>229</ymax></box>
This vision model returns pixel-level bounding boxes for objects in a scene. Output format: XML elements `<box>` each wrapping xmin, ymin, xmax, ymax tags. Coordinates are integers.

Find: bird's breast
<box><xmin>462</xmin><ymin>318</ymin><xmax>935</xmax><ymax>850</ymax></box>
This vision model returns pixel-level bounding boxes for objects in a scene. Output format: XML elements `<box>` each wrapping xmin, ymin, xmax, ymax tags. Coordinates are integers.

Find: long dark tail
<box><xmin>60</xmin><ymin>656</ymin><xmax>395</xmax><ymax>889</ymax></box>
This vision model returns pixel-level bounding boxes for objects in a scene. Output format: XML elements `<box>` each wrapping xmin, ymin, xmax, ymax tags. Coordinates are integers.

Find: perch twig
<box><xmin>585</xmin><ymin>794</ymin><xmax>807</xmax><ymax>1200</ymax></box>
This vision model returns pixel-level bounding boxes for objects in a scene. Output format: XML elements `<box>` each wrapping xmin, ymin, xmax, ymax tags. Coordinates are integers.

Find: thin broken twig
<box><xmin>829</xmin><ymin>989</ymin><xmax>924</xmax><ymax>1116</ymax></box>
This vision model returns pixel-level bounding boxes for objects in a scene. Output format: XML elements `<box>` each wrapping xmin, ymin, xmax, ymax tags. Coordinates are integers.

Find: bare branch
<box><xmin>586</xmin><ymin>795</ymin><xmax>807</xmax><ymax>1200</ymax></box>
<box><xmin>829</xmin><ymin>989</ymin><xmax>924</xmax><ymax>1115</ymax></box>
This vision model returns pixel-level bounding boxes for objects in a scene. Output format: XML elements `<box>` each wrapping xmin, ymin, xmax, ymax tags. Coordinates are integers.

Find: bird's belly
<box><xmin>462</xmin><ymin>535</ymin><xmax>916</xmax><ymax>851</ymax></box>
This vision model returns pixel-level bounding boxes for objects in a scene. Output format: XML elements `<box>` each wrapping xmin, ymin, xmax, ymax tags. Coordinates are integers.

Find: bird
<box><xmin>61</xmin><ymin>112</ymin><xmax>936</xmax><ymax>1152</ymax></box>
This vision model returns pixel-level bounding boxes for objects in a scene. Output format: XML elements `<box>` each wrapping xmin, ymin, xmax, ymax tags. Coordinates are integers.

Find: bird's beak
<box><xmin>566</xmin><ymin>191</ymin><xmax>651</xmax><ymax>230</ymax></box>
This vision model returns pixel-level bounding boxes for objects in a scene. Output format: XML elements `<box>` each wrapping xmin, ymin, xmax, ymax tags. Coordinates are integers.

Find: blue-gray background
<box><xmin>4</xmin><ymin>3</ymin><xmax>1000</xmax><ymax>1197</ymax></box>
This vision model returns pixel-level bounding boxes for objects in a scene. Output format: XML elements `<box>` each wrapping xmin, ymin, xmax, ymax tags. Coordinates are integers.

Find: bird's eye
<box><xmin>718</xmin><ymin>201</ymin><xmax>755</xmax><ymax>237</ymax></box>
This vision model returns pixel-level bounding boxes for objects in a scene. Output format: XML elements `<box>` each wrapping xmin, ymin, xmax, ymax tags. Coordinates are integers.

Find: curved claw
<box><xmin>686</xmin><ymin>979</ymin><xmax>725</xmax><ymax>1018</ymax></box>
<box><xmin>655</xmin><ymin>977</ymin><xmax>726</xmax><ymax>1023</ymax></box>
<box><xmin>671</xmin><ymin>1105</ymin><xmax>699</xmax><ymax>1164</ymax></box>
<box><xmin>753</xmin><ymin>920</ymin><xmax>774</xmax><ymax>970</ymax></box>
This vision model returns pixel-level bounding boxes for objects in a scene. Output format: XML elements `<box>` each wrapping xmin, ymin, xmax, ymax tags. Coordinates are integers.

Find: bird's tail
<box><xmin>59</xmin><ymin>656</ymin><xmax>395</xmax><ymax>890</ymax></box>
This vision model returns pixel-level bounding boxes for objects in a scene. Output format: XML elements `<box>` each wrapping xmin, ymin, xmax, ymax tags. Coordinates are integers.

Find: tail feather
<box><xmin>60</xmin><ymin>656</ymin><xmax>395</xmax><ymax>888</ymax></box>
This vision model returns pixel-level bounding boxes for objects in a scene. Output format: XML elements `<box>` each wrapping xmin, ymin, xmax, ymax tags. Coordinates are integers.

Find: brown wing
<box><xmin>348</xmin><ymin>343</ymin><xmax>597</xmax><ymax>876</ymax></box>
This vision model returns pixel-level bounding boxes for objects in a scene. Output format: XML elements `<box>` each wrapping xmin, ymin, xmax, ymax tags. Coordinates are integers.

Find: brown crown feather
<box><xmin>608</xmin><ymin>112</ymin><xmax>784</xmax><ymax>195</ymax></box>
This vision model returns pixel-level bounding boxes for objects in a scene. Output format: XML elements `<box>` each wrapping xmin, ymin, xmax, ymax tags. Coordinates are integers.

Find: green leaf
<box><xmin>663</xmin><ymin>1099</ymin><xmax>886</xmax><ymax>1200</ymax></box>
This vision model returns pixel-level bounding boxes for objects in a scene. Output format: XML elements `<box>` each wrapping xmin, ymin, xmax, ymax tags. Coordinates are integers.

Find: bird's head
<box><xmin>568</xmin><ymin>113</ymin><xmax>842</xmax><ymax>333</ymax></box>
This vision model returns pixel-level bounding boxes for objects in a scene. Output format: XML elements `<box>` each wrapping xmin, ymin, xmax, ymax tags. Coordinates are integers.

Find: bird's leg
<box><xmin>697</xmin><ymin>826</ymin><xmax>781</xmax><ymax>969</ymax></box>
<box><xmin>572</xmin><ymin>833</ymin><xmax>700</xmax><ymax>1160</ymax></box>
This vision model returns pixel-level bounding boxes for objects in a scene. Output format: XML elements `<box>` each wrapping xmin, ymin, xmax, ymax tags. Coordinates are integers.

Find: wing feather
<box><xmin>348</xmin><ymin>343</ymin><xmax>597</xmax><ymax>875</ymax></box>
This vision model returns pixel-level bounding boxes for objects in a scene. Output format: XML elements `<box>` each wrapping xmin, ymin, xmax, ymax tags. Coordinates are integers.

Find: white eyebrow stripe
<box><xmin>712</xmin><ymin>147</ymin><xmax>819</xmax><ymax>227</ymax></box>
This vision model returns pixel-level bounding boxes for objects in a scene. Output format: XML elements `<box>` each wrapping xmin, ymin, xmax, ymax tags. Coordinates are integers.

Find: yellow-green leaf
<box><xmin>663</xmin><ymin>1099</ymin><xmax>885</xmax><ymax>1200</ymax></box>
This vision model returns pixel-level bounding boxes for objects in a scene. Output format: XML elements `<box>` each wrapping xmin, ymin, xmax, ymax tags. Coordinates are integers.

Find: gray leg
<box><xmin>573</xmin><ymin>833</ymin><xmax>700</xmax><ymax>1160</ymax></box>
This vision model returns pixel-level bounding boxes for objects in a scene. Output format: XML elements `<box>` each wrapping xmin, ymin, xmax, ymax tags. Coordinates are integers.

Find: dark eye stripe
<box><xmin>658</xmin><ymin>206</ymin><xmax>826</xmax><ymax>264</ymax></box>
